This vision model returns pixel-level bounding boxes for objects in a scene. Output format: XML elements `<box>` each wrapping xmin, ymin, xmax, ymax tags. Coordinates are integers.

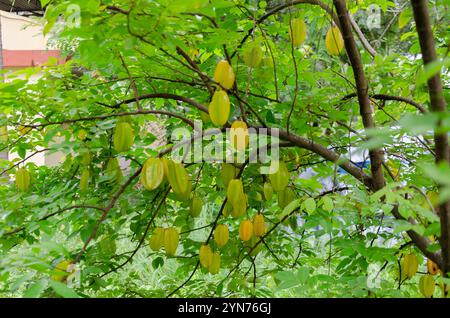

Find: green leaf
<box><xmin>152</xmin><ymin>257</ymin><xmax>164</xmax><ymax>269</ymax></box>
<box><xmin>278</xmin><ymin>199</ymin><xmax>301</xmax><ymax>221</ymax></box>
<box><xmin>416</xmin><ymin>57</ymin><xmax>450</xmax><ymax>85</ymax></box>
<box><xmin>49</xmin><ymin>281</ymin><xmax>81</xmax><ymax>298</ymax></box>
<box><xmin>23</xmin><ymin>279</ymin><xmax>47</xmax><ymax>298</ymax></box>
<box><xmin>303</xmin><ymin>198</ymin><xmax>316</xmax><ymax>214</ymax></box>
<box><xmin>399</xmin><ymin>113</ymin><xmax>439</xmax><ymax>135</ymax></box>
<box><xmin>321</xmin><ymin>197</ymin><xmax>334</xmax><ymax>212</ymax></box>
<box><xmin>398</xmin><ymin>8</ymin><xmax>412</xmax><ymax>29</ymax></box>
<box><xmin>275</xmin><ymin>271</ymin><xmax>300</xmax><ymax>289</ymax></box>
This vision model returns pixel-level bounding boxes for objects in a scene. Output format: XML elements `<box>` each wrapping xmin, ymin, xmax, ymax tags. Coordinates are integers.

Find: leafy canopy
<box><xmin>0</xmin><ymin>0</ymin><xmax>449</xmax><ymax>298</ymax></box>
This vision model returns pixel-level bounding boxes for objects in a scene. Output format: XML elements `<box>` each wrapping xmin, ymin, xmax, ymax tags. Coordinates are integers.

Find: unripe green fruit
<box><xmin>190</xmin><ymin>196</ymin><xmax>203</xmax><ymax>217</ymax></box>
<box><xmin>113</xmin><ymin>122</ymin><xmax>134</xmax><ymax>153</ymax></box>
<box><xmin>15</xmin><ymin>167</ymin><xmax>31</xmax><ymax>191</ymax></box>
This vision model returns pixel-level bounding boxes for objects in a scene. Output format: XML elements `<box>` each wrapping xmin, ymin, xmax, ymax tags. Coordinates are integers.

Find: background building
<box><xmin>1</xmin><ymin>2</ymin><xmax>63</xmax><ymax>165</ymax></box>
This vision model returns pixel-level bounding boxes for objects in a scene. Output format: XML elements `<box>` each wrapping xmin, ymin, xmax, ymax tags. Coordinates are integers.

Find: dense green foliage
<box><xmin>0</xmin><ymin>0</ymin><xmax>449</xmax><ymax>298</ymax></box>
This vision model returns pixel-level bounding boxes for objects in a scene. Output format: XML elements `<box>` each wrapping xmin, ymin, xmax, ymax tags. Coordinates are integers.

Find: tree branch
<box><xmin>342</xmin><ymin>92</ymin><xmax>427</xmax><ymax>114</ymax></box>
<box><xmin>18</xmin><ymin>109</ymin><xmax>195</xmax><ymax>129</ymax></box>
<box><xmin>2</xmin><ymin>205</ymin><xmax>104</xmax><ymax>237</ymax></box>
<box><xmin>99</xmin><ymin>187</ymin><xmax>170</xmax><ymax>279</ymax></box>
<box><xmin>73</xmin><ymin>168</ymin><xmax>142</xmax><ymax>264</ymax></box>
<box><xmin>273</xmin><ymin>128</ymin><xmax>373</xmax><ymax>189</ymax></box>
<box><xmin>410</xmin><ymin>0</ymin><xmax>450</xmax><ymax>276</ymax></box>
<box><xmin>333</xmin><ymin>0</ymin><xmax>386</xmax><ymax>191</ymax></box>
<box><xmin>110</xmin><ymin>93</ymin><xmax>208</xmax><ymax>113</ymax></box>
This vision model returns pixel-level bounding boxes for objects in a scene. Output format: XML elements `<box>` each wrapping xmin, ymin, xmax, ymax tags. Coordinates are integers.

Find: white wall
<box><xmin>0</xmin><ymin>10</ymin><xmax>52</xmax><ymax>50</ymax></box>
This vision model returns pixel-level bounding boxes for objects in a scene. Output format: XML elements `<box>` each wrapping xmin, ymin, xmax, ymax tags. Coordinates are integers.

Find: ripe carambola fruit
<box><xmin>325</xmin><ymin>26</ymin><xmax>344</xmax><ymax>56</ymax></box>
<box><xmin>253</xmin><ymin>214</ymin><xmax>266</xmax><ymax>237</ymax></box>
<box><xmin>419</xmin><ymin>274</ymin><xmax>435</xmax><ymax>298</ymax></box>
<box><xmin>113</xmin><ymin>122</ymin><xmax>134</xmax><ymax>153</ymax></box>
<box><xmin>227</xmin><ymin>179</ymin><xmax>244</xmax><ymax>207</ymax></box>
<box><xmin>427</xmin><ymin>259</ymin><xmax>440</xmax><ymax>275</ymax></box>
<box><xmin>230</xmin><ymin>121</ymin><xmax>249</xmax><ymax>151</ymax></box>
<box><xmin>105</xmin><ymin>157</ymin><xmax>122</xmax><ymax>184</ymax></box>
<box><xmin>269</xmin><ymin>161</ymin><xmax>289</xmax><ymax>192</ymax></box>
<box><xmin>209</xmin><ymin>252</ymin><xmax>221</xmax><ymax>274</ymax></box>
<box><xmin>209</xmin><ymin>90</ymin><xmax>230</xmax><ymax>127</ymax></box>
<box><xmin>166</xmin><ymin>160</ymin><xmax>191</xmax><ymax>201</ymax></box>
<box><xmin>263</xmin><ymin>182</ymin><xmax>273</xmax><ymax>201</ymax></box>
<box><xmin>80</xmin><ymin>169</ymin><xmax>90</xmax><ymax>192</ymax></box>
<box><xmin>289</xmin><ymin>18</ymin><xmax>307</xmax><ymax>47</ymax></box>
<box><xmin>220</xmin><ymin>163</ymin><xmax>237</xmax><ymax>188</ymax></box>
<box><xmin>141</xmin><ymin>158</ymin><xmax>165</xmax><ymax>191</ymax></box>
<box><xmin>15</xmin><ymin>167</ymin><xmax>30</xmax><ymax>191</ymax></box>
<box><xmin>243</xmin><ymin>44</ymin><xmax>263</xmax><ymax>68</ymax></box>
<box><xmin>214</xmin><ymin>224</ymin><xmax>229</xmax><ymax>247</ymax></box>
<box><xmin>164</xmin><ymin>227</ymin><xmax>179</xmax><ymax>256</ymax></box>
<box><xmin>149</xmin><ymin>227</ymin><xmax>165</xmax><ymax>251</ymax></box>
<box><xmin>278</xmin><ymin>188</ymin><xmax>296</xmax><ymax>209</ymax></box>
<box><xmin>239</xmin><ymin>220</ymin><xmax>253</xmax><ymax>241</ymax></box>
<box><xmin>51</xmin><ymin>260</ymin><xmax>74</xmax><ymax>282</ymax></box>
<box><xmin>190</xmin><ymin>196</ymin><xmax>203</xmax><ymax>218</ymax></box>
<box><xmin>213</xmin><ymin>60</ymin><xmax>235</xmax><ymax>90</ymax></box>
<box><xmin>402</xmin><ymin>254</ymin><xmax>418</xmax><ymax>279</ymax></box>
<box><xmin>199</xmin><ymin>244</ymin><xmax>213</xmax><ymax>268</ymax></box>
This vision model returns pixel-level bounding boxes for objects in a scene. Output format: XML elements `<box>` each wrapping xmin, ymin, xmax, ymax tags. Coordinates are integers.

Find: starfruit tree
<box><xmin>0</xmin><ymin>0</ymin><xmax>449</xmax><ymax>298</ymax></box>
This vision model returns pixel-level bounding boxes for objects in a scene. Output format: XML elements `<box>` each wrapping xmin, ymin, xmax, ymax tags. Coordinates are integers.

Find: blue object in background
<box><xmin>338</xmin><ymin>161</ymin><xmax>369</xmax><ymax>174</ymax></box>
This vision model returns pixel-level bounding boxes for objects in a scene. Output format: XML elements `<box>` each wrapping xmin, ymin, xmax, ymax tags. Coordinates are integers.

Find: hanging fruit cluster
<box><xmin>149</xmin><ymin>227</ymin><xmax>179</xmax><ymax>256</ymax></box>
<box><xmin>227</xmin><ymin>178</ymin><xmax>247</xmax><ymax>218</ymax></box>
<box><xmin>113</xmin><ymin>121</ymin><xmax>135</xmax><ymax>153</ymax></box>
<box><xmin>190</xmin><ymin>196</ymin><xmax>204</xmax><ymax>218</ymax></box>
<box><xmin>214</xmin><ymin>224</ymin><xmax>229</xmax><ymax>247</ymax></box>
<box><xmin>141</xmin><ymin>158</ymin><xmax>165</xmax><ymax>191</ymax></box>
<box><xmin>419</xmin><ymin>274</ymin><xmax>435</xmax><ymax>298</ymax></box>
<box><xmin>286</xmin><ymin>17</ymin><xmax>344</xmax><ymax>56</ymax></box>
<box><xmin>213</xmin><ymin>59</ymin><xmax>235</xmax><ymax>90</ymax></box>
<box><xmin>243</xmin><ymin>43</ymin><xmax>263</xmax><ymax>68</ymax></box>
<box><xmin>401</xmin><ymin>254</ymin><xmax>418</xmax><ymax>279</ymax></box>
<box><xmin>325</xmin><ymin>25</ymin><xmax>344</xmax><ymax>56</ymax></box>
<box><xmin>51</xmin><ymin>260</ymin><xmax>76</xmax><ymax>282</ymax></box>
<box><xmin>266</xmin><ymin>160</ymin><xmax>297</xmax><ymax>210</ymax></box>
<box><xmin>427</xmin><ymin>259</ymin><xmax>440</xmax><ymax>275</ymax></box>
<box><xmin>199</xmin><ymin>244</ymin><xmax>221</xmax><ymax>274</ymax></box>
<box><xmin>209</xmin><ymin>90</ymin><xmax>230</xmax><ymax>127</ymax></box>
<box><xmin>166</xmin><ymin>160</ymin><xmax>192</xmax><ymax>201</ymax></box>
<box><xmin>229</xmin><ymin>120</ymin><xmax>249</xmax><ymax>151</ymax></box>
<box><xmin>209</xmin><ymin>60</ymin><xmax>235</xmax><ymax>126</ymax></box>
<box><xmin>140</xmin><ymin>157</ymin><xmax>191</xmax><ymax>201</ymax></box>
<box><xmin>289</xmin><ymin>18</ymin><xmax>307</xmax><ymax>47</ymax></box>
<box><xmin>15</xmin><ymin>167</ymin><xmax>31</xmax><ymax>191</ymax></box>
<box><xmin>79</xmin><ymin>169</ymin><xmax>90</xmax><ymax>192</ymax></box>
